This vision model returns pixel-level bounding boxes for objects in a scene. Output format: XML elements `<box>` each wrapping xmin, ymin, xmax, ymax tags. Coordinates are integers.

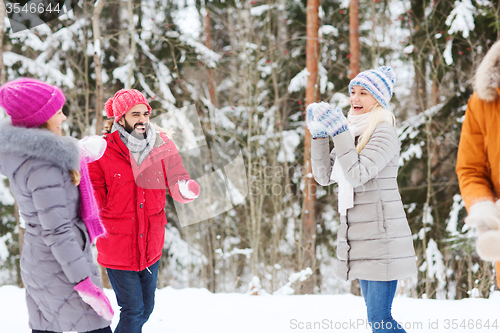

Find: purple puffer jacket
<box><xmin>0</xmin><ymin>120</ymin><xmax>110</xmax><ymax>332</ymax></box>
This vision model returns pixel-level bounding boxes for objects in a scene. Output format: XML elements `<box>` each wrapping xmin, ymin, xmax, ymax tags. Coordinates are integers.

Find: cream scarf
<box><xmin>331</xmin><ymin>112</ymin><xmax>370</xmax><ymax>216</ymax></box>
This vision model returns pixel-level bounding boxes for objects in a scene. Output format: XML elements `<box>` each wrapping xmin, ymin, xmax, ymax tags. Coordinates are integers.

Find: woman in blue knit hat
<box><xmin>307</xmin><ymin>67</ymin><xmax>417</xmax><ymax>332</ymax></box>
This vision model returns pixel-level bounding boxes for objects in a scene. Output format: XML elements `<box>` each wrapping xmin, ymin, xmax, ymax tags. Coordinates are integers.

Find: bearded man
<box><xmin>89</xmin><ymin>89</ymin><xmax>199</xmax><ymax>333</ymax></box>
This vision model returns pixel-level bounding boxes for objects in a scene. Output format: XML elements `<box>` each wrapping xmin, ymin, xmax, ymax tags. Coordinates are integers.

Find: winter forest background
<box><xmin>0</xmin><ymin>0</ymin><xmax>499</xmax><ymax>301</ymax></box>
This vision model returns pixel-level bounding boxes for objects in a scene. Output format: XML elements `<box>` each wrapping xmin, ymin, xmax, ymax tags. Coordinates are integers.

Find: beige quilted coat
<box><xmin>311</xmin><ymin>122</ymin><xmax>417</xmax><ymax>281</ymax></box>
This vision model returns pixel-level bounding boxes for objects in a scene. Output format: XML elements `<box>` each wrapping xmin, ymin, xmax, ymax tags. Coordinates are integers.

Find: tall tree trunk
<box><xmin>201</xmin><ymin>7</ymin><xmax>219</xmax><ymax>293</ymax></box>
<box><xmin>93</xmin><ymin>0</ymin><xmax>109</xmax><ymax>288</ymax></box>
<box><xmin>0</xmin><ymin>0</ymin><xmax>6</xmax><ymax>85</ymax></box>
<box><xmin>268</xmin><ymin>0</ymin><xmax>291</xmax><ymax>292</ymax></box>
<box><xmin>301</xmin><ymin>0</ymin><xmax>319</xmax><ymax>295</ymax></box>
<box><xmin>1</xmin><ymin>3</ymin><xmax>20</xmax><ymax>287</ymax></box>
<box><xmin>93</xmin><ymin>0</ymin><xmax>106</xmax><ymax>136</ymax></box>
<box><xmin>84</xmin><ymin>0</ymin><xmax>90</xmax><ymax>131</ymax></box>
<box><xmin>13</xmin><ymin>200</ymin><xmax>24</xmax><ymax>287</ymax></box>
<box><xmin>496</xmin><ymin>262</ymin><xmax>500</xmax><ymax>288</ymax></box>
<box><xmin>349</xmin><ymin>0</ymin><xmax>361</xmax><ymax>296</ymax></box>
<box><xmin>126</xmin><ymin>0</ymin><xmax>136</xmax><ymax>89</ymax></box>
<box><xmin>349</xmin><ymin>0</ymin><xmax>360</xmax><ymax>78</ymax></box>
<box><xmin>205</xmin><ymin>10</ymin><xmax>216</xmax><ymax>106</ymax></box>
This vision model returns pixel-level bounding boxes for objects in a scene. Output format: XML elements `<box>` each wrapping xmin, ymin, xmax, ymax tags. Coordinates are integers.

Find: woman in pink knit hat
<box><xmin>0</xmin><ymin>78</ymin><xmax>114</xmax><ymax>333</ymax></box>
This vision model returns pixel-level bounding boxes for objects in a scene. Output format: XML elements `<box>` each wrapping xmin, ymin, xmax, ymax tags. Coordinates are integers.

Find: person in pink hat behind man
<box><xmin>89</xmin><ymin>89</ymin><xmax>200</xmax><ymax>333</ymax></box>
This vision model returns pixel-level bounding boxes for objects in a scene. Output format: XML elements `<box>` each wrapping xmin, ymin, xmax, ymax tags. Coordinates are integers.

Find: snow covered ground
<box><xmin>1</xmin><ymin>285</ymin><xmax>500</xmax><ymax>333</ymax></box>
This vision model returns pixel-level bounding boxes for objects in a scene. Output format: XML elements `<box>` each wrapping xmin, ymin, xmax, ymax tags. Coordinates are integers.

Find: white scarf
<box><xmin>331</xmin><ymin>112</ymin><xmax>370</xmax><ymax>216</ymax></box>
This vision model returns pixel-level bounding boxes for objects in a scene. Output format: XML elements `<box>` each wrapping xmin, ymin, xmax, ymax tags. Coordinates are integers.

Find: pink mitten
<box><xmin>171</xmin><ymin>179</ymin><xmax>200</xmax><ymax>203</ymax></box>
<box><xmin>74</xmin><ymin>277</ymin><xmax>114</xmax><ymax>321</ymax></box>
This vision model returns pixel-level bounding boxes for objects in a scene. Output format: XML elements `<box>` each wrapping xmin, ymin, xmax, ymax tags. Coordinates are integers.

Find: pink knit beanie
<box><xmin>0</xmin><ymin>78</ymin><xmax>66</xmax><ymax>128</ymax></box>
<box><xmin>105</xmin><ymin>89</ymin><xmax>151</xmax><ymax>121</ymax></box>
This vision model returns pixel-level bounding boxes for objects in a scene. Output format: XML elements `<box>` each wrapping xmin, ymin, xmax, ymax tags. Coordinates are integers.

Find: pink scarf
<box><xmin>78</xmin><ymin>137</ymin><xmax>107</xmax><ymax>244</ymax></box>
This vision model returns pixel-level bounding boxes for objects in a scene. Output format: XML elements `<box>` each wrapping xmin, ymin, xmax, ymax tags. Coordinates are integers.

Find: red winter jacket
<box><xmin>89</xmin><ymin>130</ymin><xmax>191</xmax><ymax>271</ymax></box>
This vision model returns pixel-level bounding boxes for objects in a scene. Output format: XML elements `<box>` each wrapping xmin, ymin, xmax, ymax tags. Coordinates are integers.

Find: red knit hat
<box><xmin>0</xmin><ymin>78</ymin><xmax>66</xmax><ymax>128</ymax></box>
<box><xmin>105</xmin><ymin>89</ymin><xmax>152</xmax><ymax>121</ymax></box>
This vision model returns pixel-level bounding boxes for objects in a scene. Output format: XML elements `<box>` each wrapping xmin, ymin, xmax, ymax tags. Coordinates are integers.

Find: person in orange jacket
<box><xmin>456</xmin><ymin>40</ymin><xmax>500</xmax><ymax>280</ymax></box>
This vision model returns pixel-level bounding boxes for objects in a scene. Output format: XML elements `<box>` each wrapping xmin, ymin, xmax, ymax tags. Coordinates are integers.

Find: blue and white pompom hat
<box><xmin>348</xmin><ymin>66</ymin><xmax>396</xmax><ymax>109</ymax></box>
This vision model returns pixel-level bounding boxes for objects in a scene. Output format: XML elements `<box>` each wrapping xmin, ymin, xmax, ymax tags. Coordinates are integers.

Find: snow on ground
<box><xmin>1</xmin><ymin>285</ymin><xmax>500</xmax><ymax>332</ymax></box>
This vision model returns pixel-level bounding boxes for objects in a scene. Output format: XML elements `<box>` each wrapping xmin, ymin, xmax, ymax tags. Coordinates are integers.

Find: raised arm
<box><xmin>311</xmin><ymin>138</ymin><xmax>336</xmax><ymax>186</ymax></box>
<box><xmin>162</xmin><ymin>137</ymin><xmax>199</xmax><ymax>203</ymax></box>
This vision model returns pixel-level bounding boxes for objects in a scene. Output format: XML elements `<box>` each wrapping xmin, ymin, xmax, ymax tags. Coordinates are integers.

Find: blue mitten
<box><xmin>310</xmin><ymin>102</ymin><xmax>348</xmax><ymax>137</ymax></box>
<box><xmin>306</xmin><ymin>103</ymin><xmax>329</xmax><ymax>139</ymax></box>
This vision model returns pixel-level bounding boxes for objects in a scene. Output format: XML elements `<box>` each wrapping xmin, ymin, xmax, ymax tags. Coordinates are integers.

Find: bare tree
<box><xmin>349</xmin><ymin>0</ymin><xmax>360</xmax><ymax>78</ymax></box>
<box><xmin>93</xmin><ymin>0</ymin><xmax>109</xmax><ymax>287</ymax></box>
<box><xmin>0</xmin><ymin>1</ymin><xmax>23</xmax><ymax>288</ymax></box>
<box><xmin>126</xmin><ymin>0</ymin><xmax>136</xmax><ymax>89</ymax></box>
<box><xmin>301</xmin><ymin>0</ymin><xmax>319</xmax><ymax>295</ymax></box>
<box><xmin>93</xmin><ymin>0</ymin><xmax>106</xmax><ymax>135</ymax></box>
<box><xmin>84</xmin><ymin>0</ymin><xmax>91</xmax><ymax>131</ymax></box>
<box><xmin>348</xmin><ymin>0</ymin><xmax>361</xmax><ymax>297</ymax></box>
<box><xmin>205</xmin><ymin>9</ymin><xmax>216</xmax><ymax>107</ymax></box>
<box><xmin>0</xmin><ymin>0</ymin><xmax>6</xmax><ymax>85</ymax></box>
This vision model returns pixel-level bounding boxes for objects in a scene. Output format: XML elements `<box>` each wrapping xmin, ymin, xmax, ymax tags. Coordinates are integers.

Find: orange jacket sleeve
<box><xmin>456</xmin><ymin>95</ymin><xmax>496</xmax><ymax>212</ymax></box>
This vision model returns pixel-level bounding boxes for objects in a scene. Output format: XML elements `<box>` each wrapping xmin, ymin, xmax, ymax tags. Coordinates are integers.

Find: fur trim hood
<box><xmin>474</xmin><ymin>40</ymin><xmax>500</xmax><ymax>102</ymax></box>
<box><xmin>0</xmin><ymin>119</ymin><xmax>80</xmax><ymax>175</ymax></box>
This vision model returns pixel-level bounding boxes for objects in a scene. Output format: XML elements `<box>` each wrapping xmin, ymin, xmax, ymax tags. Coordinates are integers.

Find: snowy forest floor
<box><xmin>1</xmin><ymin>286</ymin><xmax>500</xmax><ymax>332</ymax></box>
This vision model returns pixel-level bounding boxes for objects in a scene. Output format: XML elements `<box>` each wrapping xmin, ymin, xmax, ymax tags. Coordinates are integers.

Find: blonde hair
<box><xmin>69</xmin><ymin>169</ymin><xmax>81</xmax><ymax>186</ymax></box>
<box><xmin>349</xmin><ymin>105</ymin><xmax>395</xmax><ymax>154</ymax></box>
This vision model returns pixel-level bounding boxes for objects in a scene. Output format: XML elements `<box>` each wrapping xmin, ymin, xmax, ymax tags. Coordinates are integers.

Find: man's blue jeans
<box><xmin>359</xmin><ymin>280</ymin><xmax>407</xmax><ymax>333</ymax></box>
<box><xmin>32</xmin><ymin>327</ymin><xmax>111</xmax><ymax>333</ymax></box>
<box><xmin>106</xmin><ymin>260</ymin><xmax>160</xmax><ymax>333</ymax></box>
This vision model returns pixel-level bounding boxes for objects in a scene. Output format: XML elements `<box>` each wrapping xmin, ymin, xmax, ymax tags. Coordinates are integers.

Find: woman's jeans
<box><xmin>359</xmin><ymin>280</ymin><xmax>406</xmax><ymax>333</ymax></box>
<box><xmin>107</xmin><ymin>260</ymin><xmax>160</xmax><ymax>333</ymax></box>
